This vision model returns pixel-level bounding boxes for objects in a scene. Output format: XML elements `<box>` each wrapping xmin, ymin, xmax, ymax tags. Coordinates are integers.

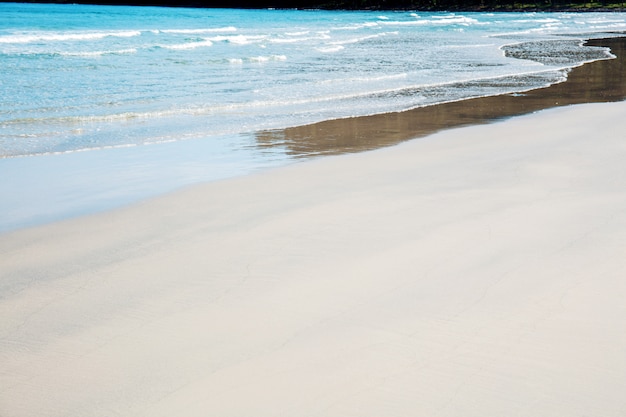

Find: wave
<box><xmin>431</xmin><ymin>15</ymin><xmax>482</xmax><ymax>24</ymax></box>
<box><xmin>502</xmin><ymin>39</ymin><xmax>614</xmax><ymax>67</ymax></box>
<box><xmin>60</xmin><ymin>48</ymin><xmax>138</xmax><ymax>57</ymax></box>
<box><xmin>269</xmin><ymin>33</ymin><xmax>330</xmax><ymax>44</ymax></box>
<box><xmin>159</xmin><ymin>40</ymin><xmax>213</xmax><ymax>50</ymax></box>
<box><xmin>0</xmin><ymin>48</ymin><xmax>139</xmax><ymax>58</ymax></box>
<box><xmin>1</xmin><ymin>69</ymin><xmax>564</xmax><ymax>126</ymax></box>
<box><xmin>0</xmin><ymin>30</ymin><xmax>141</xmax><ymax>44</ymax></box>
<box><xmin>249</xmin><ymin>55</ymin><xmax>287</xmax><ymax>62</ymax></box>
<box><xmin>334</xmin><ymin>22</ymin><xmax>380</xmax><ymax>31</ymax></box>
<box><xmin>379</xmin><ymin>15</ymin><xmax>483</xmax><ymax>27</ymax></box>
<box><xmin>0</xmin><ymin>71</ymin><xmax>590</xmax><ymax>159</ymax></box>
<box><xmin>213</xmin><ymin>55</ymin><xmax>288</xmax><ymax>64</ymax></box>
<box><xmin>512</xmin><ymin>18</ymin><xmax>561</xmax><ymax>24</ymax></box>
<box><xmin>328</xmin><ymin>32</ymin><xmax>394</xmax><ymax>46</ymax></box>
<box><xmin>208</xmin><ymin>34</ymin><xmax>266</xmax><ymax>45</ymax></box>
<box><xmin>378</xmin><ymin>20</ymin><xmax>430</xmax><ymax>26</ymax></box>
<box><xmin>159</xmin><ymin>26</ymin><xmax>237</xmax><ymax>34</ymax></box>
<box><xmin>315</xmin><ymin>45</ymin><xmax>344</xmax><ymax>53</ymax></box>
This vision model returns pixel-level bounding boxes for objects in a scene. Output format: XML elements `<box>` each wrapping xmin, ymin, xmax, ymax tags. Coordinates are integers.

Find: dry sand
<box><xmin>1</xmin><ymin>101</ymin><xmax>626</xmax><ymax>416</ymax></box>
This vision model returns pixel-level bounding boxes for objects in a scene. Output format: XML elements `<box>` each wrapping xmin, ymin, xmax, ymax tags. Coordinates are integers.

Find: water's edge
<box><xmin>1</xmin><ymin>35</ymin><xmax>624</xmax><ymax>234</ymax></box>
<box><xmin>256</xmin><ymin>36</ymin><xmax>626</xmax><ymax>157</ymax></box>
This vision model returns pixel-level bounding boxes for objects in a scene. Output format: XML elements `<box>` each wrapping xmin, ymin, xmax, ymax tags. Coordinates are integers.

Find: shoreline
<box><xmin>1</xmin><ymin>36</ymin><xmax>624</xmax><ymax>234</ymax></box>
<box><xmin>2</xmin><ymin>100</ymin><xmax>626</xmax><ymax>416</ymax></box>
<box><xmin>257</xmin><ymin>36</ymin><xmax>626</xmax><ymax>157</ymax></box>
<box><xmin>2</xmin><ymin>17</ymin><xmax>626</xmax><ymax>414</ymax></box>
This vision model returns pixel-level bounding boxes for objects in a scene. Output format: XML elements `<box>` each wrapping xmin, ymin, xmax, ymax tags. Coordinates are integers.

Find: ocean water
<box><xmin>1</xmin><ymin>3</ymin><xmax>626</xmax><ymax>231</ymax></box>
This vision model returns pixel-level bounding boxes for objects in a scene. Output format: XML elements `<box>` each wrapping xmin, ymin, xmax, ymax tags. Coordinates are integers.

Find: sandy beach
<box><xmin>2</xmin><ymin>37</ymin><xmax>625</xmax><ymax>234</ymax></box>
<box><xmin>1</xmin><ymin>99</ymin><xmax>626</xmax><ymax>416</ymax></box>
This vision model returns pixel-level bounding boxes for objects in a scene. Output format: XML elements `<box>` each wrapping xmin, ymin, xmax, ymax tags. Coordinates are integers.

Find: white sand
<box><xmin>1</xmin><ymin>102</ymin><xmax>626</xmax><ymax>417</ymax></box>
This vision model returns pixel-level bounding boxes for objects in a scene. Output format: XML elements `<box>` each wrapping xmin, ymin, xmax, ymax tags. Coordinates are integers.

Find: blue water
<box><xmin>1</xmin><ymin>3</ymin><xmax>626</xmax><ymax>231</ymax></box>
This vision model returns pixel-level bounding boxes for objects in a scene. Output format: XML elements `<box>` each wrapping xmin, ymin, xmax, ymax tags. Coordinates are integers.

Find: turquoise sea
<box><xmin>1</xmin><ymin>3</ymin><xmax>625</xmax><ymax>231</ymax></box>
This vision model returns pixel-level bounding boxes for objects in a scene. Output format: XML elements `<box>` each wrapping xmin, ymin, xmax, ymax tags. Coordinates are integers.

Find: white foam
<box><xmin>208</xmin><ymin>35</ymin><xmax>264</xmax><ymax>45</ymax></box>
<box><xmin>381</xmin><ymin>15</ymin><xmax>481</xmax><ymax>27</ymax></box>
<box><xmin>0</xmin><ymin>30</ymin><xmax>141</xmax><ymax>44</ymax></box>
<box><xmin>315</xmin><ymin>45</ymin><xmax>344</xmax><ymax>53</ymax></box>
<box><xmin>160</xmin><ymin>27</ymin><xmax>237</xmax><ymax>34</ymax></box>
<box><xmin>379</xmin><ymin>20</ymin><xmax>430</xmax><ymax>26</ymax></box>
<box><xmin>249</xmin><ymin>55</ymin><xmax>286</xmax><ymax>62</ymax></box>
<box><xmin>335</xmin><ymin>22</ymin><xmax>380</xmax><ymax>30</ymax></box>
<box><xmin>60</xmin><ymin>48</ymin><xmax>138</xmax><ymax>57</ymax></box>
<box><xmin>161</xmin><ymin>39</ymin><xmax>213</xmax><ymax>50</ymax></box>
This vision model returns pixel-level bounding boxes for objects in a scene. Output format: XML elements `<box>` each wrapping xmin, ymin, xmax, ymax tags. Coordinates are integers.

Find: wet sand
<box><xmin>257</xmin><ymin>37</ymin><xmax>626</xmax><ymax>157</ymax></box>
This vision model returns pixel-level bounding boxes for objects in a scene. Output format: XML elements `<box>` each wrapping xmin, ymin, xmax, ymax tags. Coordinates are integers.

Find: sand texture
<box><xmin>1</xmin><ymin>102</ymin><xmax>626</xmax><ymax>416</ymax></box>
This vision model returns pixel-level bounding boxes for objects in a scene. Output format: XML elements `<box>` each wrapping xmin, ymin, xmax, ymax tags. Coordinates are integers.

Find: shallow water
<box><xmin>2</xmin><ymin>4</ymin><xmax>625</xmax><ymax>158</ymax></box>
<box><xmin>1</xmin><ymin>4</ymin><xmax>626</xmax><ymax>232</ymax></box>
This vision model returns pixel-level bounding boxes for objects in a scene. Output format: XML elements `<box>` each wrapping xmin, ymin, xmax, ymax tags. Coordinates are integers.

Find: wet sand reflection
<box><xmin>256</xmin><ymin>37</ymin><xmax>626</xmax><ymax>158</ymax></box>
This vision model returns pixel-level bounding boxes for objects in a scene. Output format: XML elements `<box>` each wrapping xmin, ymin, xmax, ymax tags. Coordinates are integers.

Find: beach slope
<box><xmin>1</xmin><ymin>102</ymin><xmax>626</xmax><ymax>416</ymax></box>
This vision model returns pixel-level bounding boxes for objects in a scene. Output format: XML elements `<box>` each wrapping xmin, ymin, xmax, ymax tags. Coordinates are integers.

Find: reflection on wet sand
<box><xmin>256</xmin><ymin>37</ymin><xmax>626</xmax><ymax>158</ymax></box>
